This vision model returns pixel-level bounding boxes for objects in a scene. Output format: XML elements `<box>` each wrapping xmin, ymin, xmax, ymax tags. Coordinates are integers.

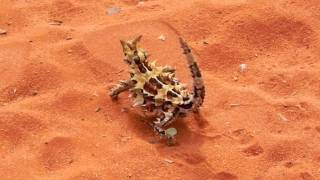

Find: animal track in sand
<box><xmin>0</xmin><ymin>63</ymin><xmax>61</xmax><ymax>103</ymax></box>
<box><xmin>243</xmin><ymin>143</ymin><xmax>264</xmax><ymax>157</ymax></box>
<box><xmin>300</xmin><ymin>172</ymin><xmax>315</xmax><ymax>180</ymax></box>
<box><xmin>69</xmin><ymin>172</ymin><xmax>102</xmax><ymax>180</ymax></box>
<box><xmin>231</xmin><ymin>129</ymin><xmax>255</xmax><ymax>145</ymax></box>
<box><xmin>178</xmin><ymin>152</ymin><xmax>206</xmax><ymax>165</ymax></box>
<box><xmin>53</xmin><ymin>41</ymin><xmax>117</xmax><ymax>83</ymax></box>
<box><xmin>39</xmin><ymin>136</ymin><xmax>75</xmax><ymax>171</ymax></box>
<box><xmin>120</xmin><ymin>0</ymin><xmax>142</xmax><ymax>5</ymax></box>
<box><xmin>0</xmin><ymin>6</ymin><xmax>29</xmax><ymax>33</ymax></box>
<box><xmin>45</xmin><ymin>90</ymin><xmax>98</xmax><ymax>116</ymax></box>
<box><xmin>315</xmin><ymin>126</ymin><xmax>320</xmax><ymax>134</ymax></box>
<box><xmin>259</xmin><ymin>71</ymin><xmax>320</xmax><ymax>97</ymax></box>
<box><xmin>49</xmin><ymin>0</ymin><xmax>85</xmax><ymax>21</ymax></box>
<box><xmin>265</xmin><ymin>139</ymin><xmax>308</xmax><ymax>162</ymax></box>
<box><xmin>197</xmin><ymin>43</ymin><xmax>252</xmax><ymax>72</ymax></box>
<box><xmin>214</xmin><ymin>171</ymin><xmax>239</xmax><ymax>180</ymax></box>
<box><xmin>0</xmin><ymin>112</ymin><xmax>45</xmax><ymax>151</ymax></box>
<box><xmin>229</xmin><ymin>14</ymin><xmax>314</xmax><ymax>50</ymax></box>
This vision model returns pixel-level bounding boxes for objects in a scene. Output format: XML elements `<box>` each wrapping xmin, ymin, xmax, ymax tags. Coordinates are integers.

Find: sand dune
<box><xmin>0</xmin><ymin>0</ymin><xmax>320</xmax><ymax>179</ymax></box>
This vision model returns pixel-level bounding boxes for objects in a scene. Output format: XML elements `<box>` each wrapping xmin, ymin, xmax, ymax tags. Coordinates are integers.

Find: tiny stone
<box><xmin>158</xmin><ymin>35</ymin><xmax>166</xmax><ymax>41</ymax></box>
<box><xmin>95</xmin><ymin>107</ymin><xmax>101</xmax><ymax>112</ymax></box>
<box><xmin>107</xmin><ymin>7</ymin><xmax>121</xmax><ymax>16</ymax></box>
<box><xmin>32</xmin><ymin>92</ymin><xmax>38</xmax><ymax>96</ymax></box>
<box><xmin>66</xmin><ymin>36</ymin><xmax>72</xmax><ymax>40</ymax></box>
<box><xmin>233</xmin><ymin>76</ymin><xmax>238</xmax><ymax>81</ymax></box>
<box><xmin>164</xmin><ymin>159</ymin><xmax>174</xmax><ymax>164</ymax></box>
<box><xmin>278</xmin><ymin>113</ymin><xmax>288</xmax><ymax>122</ymax></box>
<box><xmin>67</xmin><ymin>49</ymin><xmax>73</xmax><ymax>53</ymax></box>
<box><xmin>0</xmin><ymin>28</ymin><xmax>7</xmax><ymax>35</ymax></box>
<box><xmin>48</xmin><ymin>20</ymin><xmax>63</xmax><ymax>26</ymax></box>
<box><xmin>239</xmin><ymin>64</ymin><xmax>247</xmax><ymax>73</ymax></box>
<box><xmin>203</xmin><ymin>41</ymin><xmax>208</xmax><ymax>45</ymax></box>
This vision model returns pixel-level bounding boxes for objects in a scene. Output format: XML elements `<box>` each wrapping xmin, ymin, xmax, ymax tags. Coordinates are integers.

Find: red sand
<box><xmin>1</xmin><ymin>0</ymin><xmax>320</xmax><ymax>179</ymax></box>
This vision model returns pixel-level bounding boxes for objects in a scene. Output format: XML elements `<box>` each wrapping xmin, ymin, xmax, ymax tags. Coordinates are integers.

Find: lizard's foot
<box><xmin>109</xmin><ymin>90</ymin><xmax>119</xmax><ymax>100</ymax></box>
<box><xmin>165</xmin><ymin>127</ymin><xmax>177</xmax><ymax>146</ymax></box>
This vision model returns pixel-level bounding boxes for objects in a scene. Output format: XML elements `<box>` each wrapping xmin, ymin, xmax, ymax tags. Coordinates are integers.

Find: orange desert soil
<box><xmin>0</xmin><ymin>0</ymin><xmax>320</xmax><ymax>179</ymax></box>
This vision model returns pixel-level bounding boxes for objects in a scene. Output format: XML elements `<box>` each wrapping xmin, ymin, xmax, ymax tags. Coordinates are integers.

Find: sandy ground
<box><xmin>0</xmin><ymin>0</ymin><xmax>320</xmax><ymax>179</ymax></box>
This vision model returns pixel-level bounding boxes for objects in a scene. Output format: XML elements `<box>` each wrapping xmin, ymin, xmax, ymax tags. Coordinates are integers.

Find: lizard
<box><xmin>109</xmin><ymin>35</ymin><xmax>205</xmax><ymax>143</ymax></box>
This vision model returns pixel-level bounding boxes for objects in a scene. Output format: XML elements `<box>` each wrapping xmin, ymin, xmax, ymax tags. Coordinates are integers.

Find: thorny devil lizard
<box><xmin>109</xmin><ymin>35</ymin><xmax>205</xmax><ymax>143</ymax></box>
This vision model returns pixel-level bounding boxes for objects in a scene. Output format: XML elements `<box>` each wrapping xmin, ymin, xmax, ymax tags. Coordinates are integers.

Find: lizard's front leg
<box><xmin>152</xmin><ymin>109</ymin><xmax>180</xmax><ymax>145</ymax></box>
<box><xmin>109</xmin><ymin>79</ymin><xmax>135</xmax><ymax>100</ymax></box>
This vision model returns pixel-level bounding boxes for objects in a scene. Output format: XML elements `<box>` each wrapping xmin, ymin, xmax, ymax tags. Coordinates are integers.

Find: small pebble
<box><xmin>239</xmin><ymin>63</ymin><xmax>247</xmax><ymax>73</ymax></box>
<box><xmin>48</xmin><ymin>20</ymin><xmax>63</xmax><ymax>26</ymax></box>
<box><xmin>158</xmin><ymin>35</ymin><xmax>166</xmax><ymax>41</ymax></box>
<box><xmin>164</xmin><ymin>159</ymin><xmax>174</xmax><ymax>164</ymax></box>
<box><xmin>0</xmin><ymin>28</ymin><xmax>7</xmax><ymax>35</ymax></box>
<box><xmin>65</xmin><ymin>36</ymin><xmax>72</xmax><ymax>40</ymax></box>
<box><xmin>278</xmin><ymin>113</ymin><xmax>288</xmax><ymax>122</ymax></box>
<box><xmin>230</xmin><ymin>103</ymin><xmax>241</xmax><ymax>107</ymax></box>
<box><xmin>203</xmin><ymin>41</ymin><xmax>208</xmax><ymax>45</ymax></box>
<box><xmin>67</xmin><ymin>49</ymin><xmax>73</xmax><ymax>53</ymax></box>
<box><xmin>95</xmin><ymin>107</ymin><xmax>101</xmax><ymax>112</ymax></box>
<box><xmin>107</xmin><ymin>7</ymin><xmax>121</xmax><ymax>16</ymax></box>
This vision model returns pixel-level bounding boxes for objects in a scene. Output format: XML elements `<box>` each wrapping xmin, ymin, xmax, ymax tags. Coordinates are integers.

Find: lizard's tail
<box><xmin>179</xmin><ymin>37</ymin><xmax>205</xmax><ymax>110</ymax></box>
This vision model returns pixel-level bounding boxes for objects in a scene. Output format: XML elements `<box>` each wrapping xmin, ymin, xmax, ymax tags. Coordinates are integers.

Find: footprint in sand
<box><xmin>228</xmin><ymin>14</ymin><xmax>314</xmax><ymax>50</ymax></box>
<box><xmin>39</xmin><ymin>136</ymin><xmax>75</xmax><ymax>171</ymax></box>
<box><xmin>242</xmin><ymin>143</ymin><xmax>264</xmax><ymax>157</ymax></box>
<box><xmin>0</xmin><ymin>112</ymin><xmax>45</xmax><ymax>152</ymax></box>
<box><xmin>231</xmin><ymin>128</ymin><xmax>255</xmax><ymax>145</ymax></box>
<box><xmin>214</xmin><ymin>171</ymin><xmax>239</xmax><ymax>180</ymax></box>
<box><xmin>0</xmin><ymin>63</ymin><xmax>61</xmax><ymax>103</ymax></box>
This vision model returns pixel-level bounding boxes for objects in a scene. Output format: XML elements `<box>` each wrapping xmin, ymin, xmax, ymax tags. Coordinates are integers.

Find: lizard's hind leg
<box><xmin>109</xmin><ymin>79</ymin><xmax>135</xmax><ymax>99</ymax></box>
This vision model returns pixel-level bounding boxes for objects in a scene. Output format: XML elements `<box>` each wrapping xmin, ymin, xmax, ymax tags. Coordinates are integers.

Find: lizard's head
<box><xmin>120</xmin><ymin>35</ymin><xmax>148</xmax><ymax>65</ymax></box>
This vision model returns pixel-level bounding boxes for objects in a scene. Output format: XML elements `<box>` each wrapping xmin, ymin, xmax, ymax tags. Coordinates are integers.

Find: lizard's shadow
<box><xmin>122</xmin><ymin>107</ymin><xmax>216</xmax><ymax>176</ymax></box>
<box><xmin>127</xmin><ymin>110</ymin><xmax>208</xmax><ymax>146</ymax></box>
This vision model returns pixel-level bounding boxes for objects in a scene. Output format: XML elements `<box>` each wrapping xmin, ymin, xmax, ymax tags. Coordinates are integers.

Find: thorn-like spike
<box><xmin>133</xmin><ymin>35</ymin><xmax>142</xmax><ymax>44</ymax></box>
<box><xmin>120</xmin><ymin>40</ymin><xmax>126</xmax><ymax>48</ymax></box>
